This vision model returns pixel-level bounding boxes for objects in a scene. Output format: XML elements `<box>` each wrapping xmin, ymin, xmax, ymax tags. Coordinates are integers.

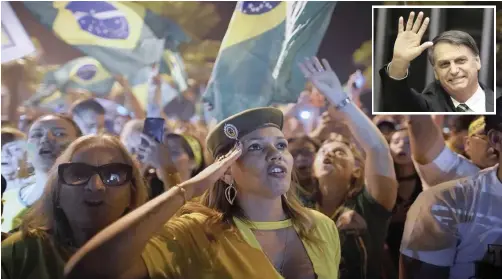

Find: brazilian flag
<box><xmin>43</xmin><ymin>56</ymin><xmax>116</xmax><ymax>97</ymax></box>
<box><xmin>203</xmin><ymin>1</ymin><xmax>287</xmax><ymax>121</ymax></box>
<box><xmin>273</xmin><ymin>2</ymin><xmax>336</xmax><ymax>103</ymax></box>
<box><xmin>24</xmin><ymin>1</ymin><xmax>164</xmax><ymax>76</ymax></box>
<box><xmin>159</xmin><ymin>49</ymin><xmax>189</xmax><ymax>92</ymax></box>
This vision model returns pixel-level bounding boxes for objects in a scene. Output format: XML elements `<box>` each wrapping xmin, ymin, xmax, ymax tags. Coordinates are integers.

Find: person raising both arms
<box><xmin>380</xmin><ymin>11</ymin><xmax>495</xmax><ymax>113</ymax></box>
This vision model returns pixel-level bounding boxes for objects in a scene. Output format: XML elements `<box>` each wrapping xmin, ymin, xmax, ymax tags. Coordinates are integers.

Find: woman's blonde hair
<box><xmin>21</xmin><ymin>134</ymin><xmax>149</xmax><ymax>247</ymax></box>
<box><xmin>179</xmin><ymin>143</ymin><xmax>319</xmax><ymax>243</ymax></box>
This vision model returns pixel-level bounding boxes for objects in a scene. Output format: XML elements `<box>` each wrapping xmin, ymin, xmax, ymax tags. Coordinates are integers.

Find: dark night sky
<box><xmin>207</xmin><ymin>1</ymin><xmax>374</xmax><ymax>84</ymax></box>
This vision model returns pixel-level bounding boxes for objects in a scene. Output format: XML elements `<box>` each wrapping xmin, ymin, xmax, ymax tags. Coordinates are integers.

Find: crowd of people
<box><xmin>1</xmin><ymin>56</ymin><xmax>501</xmax><ymax>279</ymax></box>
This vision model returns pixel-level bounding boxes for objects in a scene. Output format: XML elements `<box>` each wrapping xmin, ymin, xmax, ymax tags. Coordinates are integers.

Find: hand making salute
<box><xmin>64</xmin><ymin>105</ymin><xmax>342</xmax><ymax>279</ymax></box>
<box><xmin>299</xmin><ymin>57</ymin><xmax>398</xmax><ymax>279</ymax></box>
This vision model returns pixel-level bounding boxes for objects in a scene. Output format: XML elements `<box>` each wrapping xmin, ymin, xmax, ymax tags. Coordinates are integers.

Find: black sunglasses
<box><xmin>58</xmin><ymin>163</ymin><xmax>133</xmax><ymax>187</ymax></box>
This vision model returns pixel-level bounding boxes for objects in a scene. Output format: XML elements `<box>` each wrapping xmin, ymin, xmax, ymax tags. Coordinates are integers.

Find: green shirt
<box><xmin>333</xmin><ymin>189</ymin><xmax>392</xmax><ymax>279</ymax></box>
<box><xmin>1</xmin><ymin>232</ymin><xmax>68</xmax><ymax>279</ymax></box>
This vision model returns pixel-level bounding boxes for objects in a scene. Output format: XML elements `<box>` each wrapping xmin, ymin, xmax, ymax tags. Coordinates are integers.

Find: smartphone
<box><xmin>142</xmin><ymin>118</ymin><xmax>165</xmax><ymax>144</ymax></box>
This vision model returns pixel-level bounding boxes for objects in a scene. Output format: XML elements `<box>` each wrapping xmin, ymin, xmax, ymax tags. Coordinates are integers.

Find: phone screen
<box><xmin>143</xmin><ymin>118</ymin><xmax>165</xmax><ymax>144</ymax></box>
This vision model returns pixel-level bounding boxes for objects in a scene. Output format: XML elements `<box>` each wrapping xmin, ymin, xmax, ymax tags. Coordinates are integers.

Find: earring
<box><xmin>224</xmin><ymin>182</ymin><xmax>237</xmax><ymax>205</ymax></box>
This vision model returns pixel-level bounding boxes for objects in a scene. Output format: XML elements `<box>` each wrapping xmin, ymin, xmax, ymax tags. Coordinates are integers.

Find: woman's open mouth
<box><xmin>268</xmin><ymin>164</ymin><xmax>287</xmax><ymax>178</ymax></box>
<box><xmin>397</xmin><ymin>151</ymin><xmax>407</xmax><ymax>157</ymax></box>
<box><xmin>38</xmin><ymin>148</ymin><xmax>55</xmax><ymax>158</ymax></box>
<box><xmin>84</xmin><ymin>200</ymin><xmax>104</xmax><ymax>207</ymax></box>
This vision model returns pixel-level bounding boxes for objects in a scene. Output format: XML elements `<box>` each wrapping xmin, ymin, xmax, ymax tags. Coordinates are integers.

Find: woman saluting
<box><xmin>64</xmin><ymin>83</ymin><xmax>342</xmax><ymax>278</ymax></box>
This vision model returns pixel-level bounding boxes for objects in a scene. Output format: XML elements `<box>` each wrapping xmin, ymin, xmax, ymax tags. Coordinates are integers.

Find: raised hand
<box><xmin>184</xmin><ymin>141</ymin><xmax>242</xmax><ymax>199</ymax></box>
<box><xmin>298</xmin><ymin>57</ymin><xmax>344</xmax><ymax>104</ymax></box>
<box><xmin>114</xmin><ymin>75</ymin><xmax>130</xmax><ymax>89</ymax></box>
<box><xmin>393</xmin><ymin>11</ymin><xmax>433</xmax><ymax>64</ymax></box>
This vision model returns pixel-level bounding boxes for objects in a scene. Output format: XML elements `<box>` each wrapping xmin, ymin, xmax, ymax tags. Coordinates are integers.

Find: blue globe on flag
<box><xmin>238</xmin><ymin>1</ymin><xmax>281</xmax><ymax>15</ymax></box>
<box><xmin>65</xmin><ymin>1</ymin><xmax>129</xmax><ymax>40</ymax></box>
<box><xmin>75</xmin><ymin>64</ymin><xmax>98</xmax><ymax>81</ymax></box>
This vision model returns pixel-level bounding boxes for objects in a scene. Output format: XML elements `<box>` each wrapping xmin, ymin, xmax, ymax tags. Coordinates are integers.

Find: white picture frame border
<box><xmin>1</xmin><ymin>2</ymin><xmax>35</xmax><ymax>64</ymax></box>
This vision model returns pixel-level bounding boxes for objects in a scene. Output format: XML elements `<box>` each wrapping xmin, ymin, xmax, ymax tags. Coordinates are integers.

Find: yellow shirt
<box><xmin>142</xmin><ymin>209</ymin><xmax>341</xmax><ymax>278</ymax></box>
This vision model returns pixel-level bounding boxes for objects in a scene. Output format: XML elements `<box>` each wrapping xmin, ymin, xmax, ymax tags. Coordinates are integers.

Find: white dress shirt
<box><xmin>401</xmin><ymin>165</ymin><xmax>502</xmax><ymax>279</ymax></box>
<box><xmin>451</xmin><ymin>84</ymin><xmax>486</xmax><ymax>113</ymax></box>
<box><xmin>413</xmin><ymin>145</ymin><xmax>480</xmax><ymax>188</ymax></box>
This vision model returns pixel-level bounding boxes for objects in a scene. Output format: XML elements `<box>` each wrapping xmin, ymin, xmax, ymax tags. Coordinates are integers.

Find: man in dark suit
<box><xmin>379</xmin><ymin>11</ymin><xmax>495</xmax><ymax>113</ymax></box>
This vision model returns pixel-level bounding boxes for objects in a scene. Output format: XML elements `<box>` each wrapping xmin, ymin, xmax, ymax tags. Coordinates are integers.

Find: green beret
<box><xmin>206</xmin><ymin>107</ymin><xmax>284</xmax><ymax>158</ymax></box>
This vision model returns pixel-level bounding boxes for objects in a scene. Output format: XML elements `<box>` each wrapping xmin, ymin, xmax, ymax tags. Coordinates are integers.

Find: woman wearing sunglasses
<box><xmin>1</xmin><ymin>134</ymin><xmax>149</xmax><ymax>279</ymax></box>
<box><xmin>64</xmin><ymin>61</ymin><xmax>349</xmax><ymax>279</ymax></box>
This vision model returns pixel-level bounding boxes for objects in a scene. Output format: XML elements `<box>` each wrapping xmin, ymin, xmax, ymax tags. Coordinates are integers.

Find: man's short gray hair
<box><xmin>427</xmin><ymin>30</ymin><xmax>480</xmax><ymax>66</ymax></box>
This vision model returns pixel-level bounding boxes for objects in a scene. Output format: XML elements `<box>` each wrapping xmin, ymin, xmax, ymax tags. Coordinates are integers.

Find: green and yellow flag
<box><xmin>45</xmin><ymin>56</ymin><xmax>116</xmax><ymax>96</ymax></box>
<box><xmin>273</xmin><ymin>2</ymin><xmax>336</xmax><ymax>104</ymax></box>
<box><xmin>24</xmin><ymin>1</ymin><xmax>164</xmax><ymax>76</ymax></box>
<box><xmin>203</xmin><ymin>1</ymin><xmax>287</xmax><ymax>121</ymax></box>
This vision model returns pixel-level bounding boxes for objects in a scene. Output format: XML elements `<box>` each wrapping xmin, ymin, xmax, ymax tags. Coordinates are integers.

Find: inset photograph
<box><xmin>373</xmin><ymin>6</ymin><xmax>496</xmax><ymax>114</ymax></box>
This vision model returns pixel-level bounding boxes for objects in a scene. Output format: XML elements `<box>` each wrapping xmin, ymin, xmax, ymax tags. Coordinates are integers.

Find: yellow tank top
<box><xmin>142</xmin><ymin>209</ymin><xmax>340</xmax><ymax>278</ymax></box>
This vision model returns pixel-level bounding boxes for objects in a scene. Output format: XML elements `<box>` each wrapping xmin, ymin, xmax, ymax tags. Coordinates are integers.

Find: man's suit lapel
<box><xmin>481</xmin><ymin>83</ymin><xmax>494</xmax><ymax>112</ymax></box>
<box><xmin>434</xmin><ymin>81</ymin><xmax>456</xmax><ymax>112</ymax></box>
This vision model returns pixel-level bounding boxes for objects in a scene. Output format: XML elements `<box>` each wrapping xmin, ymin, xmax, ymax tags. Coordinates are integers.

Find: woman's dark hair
<box><xmin>70</xmin><ymin>98</ymin><xmax>105</xmax><ymax>117</ymax></box>
<box><xmin>184</xmin><ymin>137</ymin><xmax>206</xmax><ymax>177</ymax></box>
<box><xmin>1</xmin><ymin>175</ymin><xmax>6</xmax><ymax>196</ymax></box>
<box><xmin>427</xmin><ymin>30</ymin><xmax>480</xmax><ymax>66</ymax></box>
<box><xmin>32</xmin><ymin>113</ymin><xmax>83</xmax><ymax>137</ymax></box>
<box><xmin>166</xmin><ymin>134</ymin><xmax>206</xmax><ymax>177</ymax></box>
<box><xmin>1</xmin><ymin>127</ymin><xmax>26</xmax><ymax>148</ymax></box>
<box><xmin>485</xmin><ymin>98</ymin><xmax>502</xmax><ymax>132</ymax></box>
<box><xmin>449</xmin><ymin>115</ymin><xmax>478</xmax><ymax>133</ymax></box>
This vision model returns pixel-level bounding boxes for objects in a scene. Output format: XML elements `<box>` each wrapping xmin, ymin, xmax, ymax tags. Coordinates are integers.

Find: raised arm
<box><xmin>408</xmin><ymin>115</ymin><xmax>445</xmax><ymax>165</ymax></box>
<box><xmin>299</xmin><ymin>57</ymin><xmax>397</xmax><ymax>211</ymax></box>
<box><xmin>115</xmin><ymin>75</ymin><xmax>146</xmax><ymax>120</ymax></box>
<box><xmin>408</xmin><ymin>115</ymin><xmax>479</xmax><ymax>186</ymax></box>
<box><xmin>64</xmin><ymin>144</ymin><xmax>242</xmax><ymax>279</ymax></box>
